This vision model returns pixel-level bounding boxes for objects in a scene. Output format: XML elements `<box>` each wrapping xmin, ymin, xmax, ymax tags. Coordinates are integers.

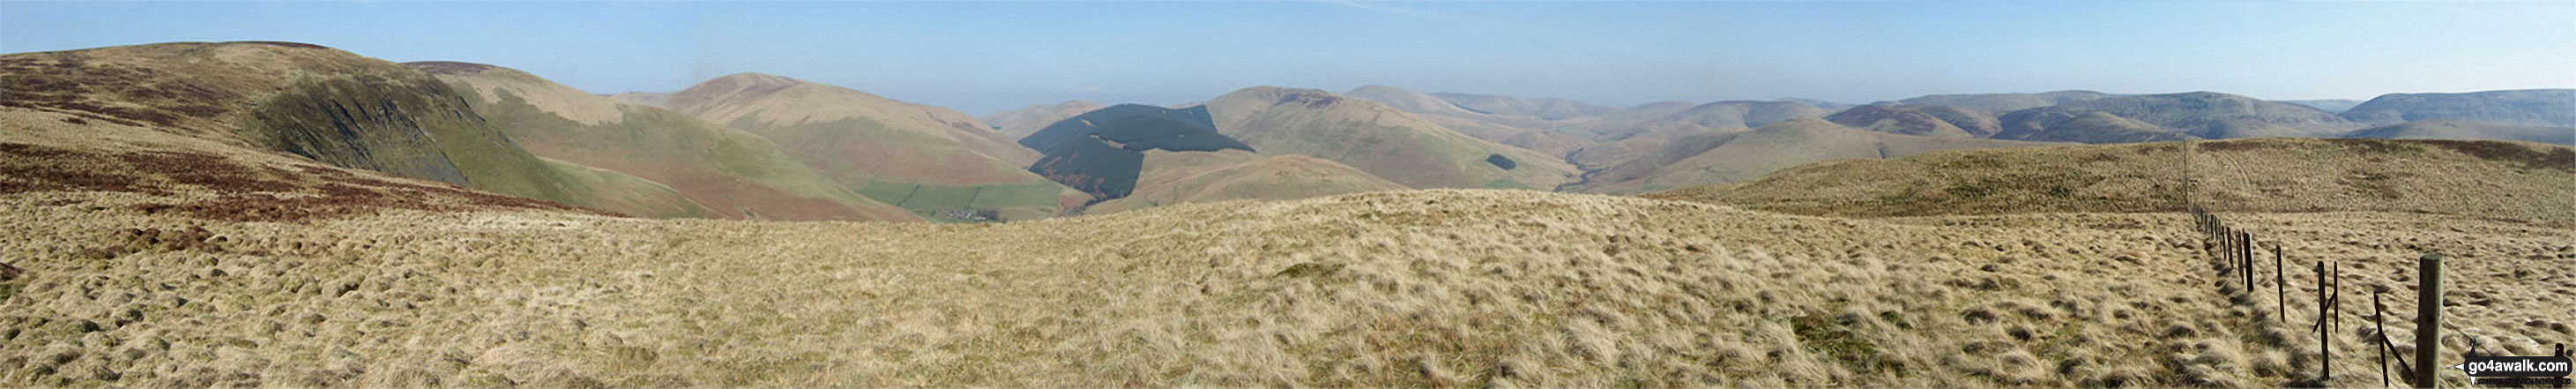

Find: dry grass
<box><xmin>4</xmin><ymin>187</ymin><xmax>2565</xmax><ymax>387</ymax></box>
<box><xmin>1656</xmin><ymin>138</ymin><xmax>2576</xmax><ymax>226</ymax></box>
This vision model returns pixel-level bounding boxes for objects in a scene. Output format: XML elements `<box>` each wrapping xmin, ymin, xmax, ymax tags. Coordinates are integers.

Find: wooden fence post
<box><xmin>2328</xmin><ymin>259</ymin><xmax>2349</xmax><ymax>381</ymax></box>
<box><xmin>2377</xmin><ymin>292</ymin><xmax>2390</xmax><ymax>387</ymax></box>
<box><xmin>2276</xmin><ymin>245</ymin><xmax>2287</xmax><ymax>322</ymax></box>
<box><xmin>2241</xmin><ymin>232</ymin><xmax>2254</xmax><ymax>289</ymax></box>
<box><xmin>2415</xmin><ymin>254</ymin><xmax>2443</xmax><ymax>388</ymax></box>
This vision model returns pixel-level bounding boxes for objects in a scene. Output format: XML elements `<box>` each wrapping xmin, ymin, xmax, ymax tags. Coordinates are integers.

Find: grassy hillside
<box><xmin>0</xmin><ymin>41</ymin><xmax>592</xmax><ymax>206</ymax></box>
<box><xmin>1085</xmin><ymin>150</ymin><xmax>1408</xmax><ymax>213</ymax></box>
<box><xmin>2340</xmin><ymin>89</ymin><xmax>2576</xmax><ymax>127</ymax></box>
<box><xmin>5</xmin><ymin>188</ymin><xmax>2562</xmax><ymax>387</ymax></box>
<box><xmin>665</xmin><ymin>73</ymin><xmax>1083</xmax><ymax>221</ymax></box>
<box><xmin>534</xmin><ymin>157</ymin><xmax>714</xmax><ymax>219</ymax></box>
<box><xmin>413</xmin><ymin>62</ymin><xmax>920</xmax><ymax>221</ymax></box>
<box><xmin>1653</xmin><ymin>138</ymin><xmax>2576</xmax><ymax>225</ymax></box>
<box><xmin>2345</xmin><ymin>120</ymin><xmax>2575</xmax><ymax>145</ymax></box>
<box><xmin>1568</xmin><ymin>119</ymin><xmax>2059</xmax><ymax>193</ymax></box>
<box><xmin>1202</xmin><ymin>86</ymin><xmax>1577</xmax><ymax>191</ymax></box>
<box><xmin>985</xmin><ymin>100</ymin><xmax>1106</xmax><ymax>140</ymax></box>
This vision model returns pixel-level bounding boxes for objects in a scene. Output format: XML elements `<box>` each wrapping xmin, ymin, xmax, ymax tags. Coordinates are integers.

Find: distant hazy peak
<box><xmin>1225</xmin><ymin>86</ymin><xmax>1339</xmax><ymax>100</ymax></box>
<box><xmin>705</xmin><ymin>71</ymin><xmax>807</xmax><ymax>86</ymax></box>
<box><xmin>1347</xmin><ymin>84</ymin><xmax>1418</xmax><ymax>94</ymax></box>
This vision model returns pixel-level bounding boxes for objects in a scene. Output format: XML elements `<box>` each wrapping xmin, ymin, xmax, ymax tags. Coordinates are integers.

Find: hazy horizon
<box><xmin>5</xmin><ymin>1</ymin><xmax>2572</xmax><ymax>116</ymax></box>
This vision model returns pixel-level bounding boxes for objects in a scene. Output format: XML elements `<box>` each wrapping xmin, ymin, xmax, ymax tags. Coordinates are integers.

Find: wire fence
<box><xmin>2185</xmin><ymin>139</ymin><xmax>2449</xmax><ymax>387</ymax></box>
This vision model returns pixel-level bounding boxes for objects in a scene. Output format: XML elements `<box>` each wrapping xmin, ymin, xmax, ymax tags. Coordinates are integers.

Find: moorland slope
<box><xmin>411</xmin><ymin>62</ymin><xmax>917</xmax><ymax>221</ymax></box>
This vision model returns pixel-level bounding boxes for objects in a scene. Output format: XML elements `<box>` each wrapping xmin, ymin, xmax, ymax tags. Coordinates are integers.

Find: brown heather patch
<box><xmin>129</xmin><ymin>179</ymin><xmax>615</xmax><ymax>222</ymax></box>
<box><xmin>1</xmin><ymin>49</ymin><xmax>245</xmax><ymax>131</ymax></box>
<box><xmin>0</xmin><ymin>144</ymin><xmax>162</xmax><ymax>195</ymax></box>
<box><xmin>2408</xmin><ymin>139</ymin><xmax>2576</xmax><ymax>172</ymax></box>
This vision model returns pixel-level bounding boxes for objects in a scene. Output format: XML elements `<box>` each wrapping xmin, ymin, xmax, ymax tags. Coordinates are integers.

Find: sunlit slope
<box><xmin>665</xmin><ymin>73</ymin><xmax>1084</xmax><ymax>220</ymax></box>
<box><xmin>1653</xmin><ymin>138</ymin><xmax>2576</xmax><ymax>224</ymax></box>
<box><xmin>0</xmin><ymin>41</ymin><xmax>588</xmax><ymax>204</ymax></box>
<box><xmin>1084</xmin><ymin>150</ymin><xmax>1407</xmax><ymax>213</ymax></box>
<box><xmin>412</xmin><ymin>62</ymin><xmax>919</xmax><ymax>221</ymax></box>
<box><xmin>1202</xmin><ymin>86</ymin><xmax>1577</xmax><ymax>190</ymax></box>
<box><xmin>1569</xmin><ymin>119</ymin><xmax>2059</xmax><ymax>194</ymax></box>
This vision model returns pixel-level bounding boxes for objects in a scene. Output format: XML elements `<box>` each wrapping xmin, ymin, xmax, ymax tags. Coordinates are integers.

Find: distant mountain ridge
<box><xmin>2339</xmin><ymin>89</ymin><xmax>2575</xmax><ymax>128</ymax></box>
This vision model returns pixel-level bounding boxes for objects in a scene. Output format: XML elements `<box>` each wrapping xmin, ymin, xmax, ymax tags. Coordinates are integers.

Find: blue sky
<box><xmin>5</xmin><ymin>1</ymin><xmax>2572</xmax><ymax>115</ymax></box>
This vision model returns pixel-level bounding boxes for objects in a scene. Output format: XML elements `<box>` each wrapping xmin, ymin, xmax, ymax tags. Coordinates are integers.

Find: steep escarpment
<box><xmin>411</xmin><ymin>62</ymin><xmax>920</xmax><ymax>221</ymax></box>
<box><xmin>1</xmin><ymin>41</ymin><xmax>580</xmax><ymax>204</ymax></box>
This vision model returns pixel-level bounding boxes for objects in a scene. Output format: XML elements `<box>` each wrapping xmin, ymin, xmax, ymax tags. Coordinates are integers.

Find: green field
<box><xmin>857</xmin><ymin>180</ymin><xmax>1068</xmax><ymax>221</ymax></box>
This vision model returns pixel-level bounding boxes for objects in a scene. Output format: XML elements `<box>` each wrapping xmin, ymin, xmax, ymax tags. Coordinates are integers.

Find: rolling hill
<box><xmin>1653</xmin><ymin>138</ymin><xmax>2576</xmax><ymax>224</ymax></box>
<box><xmin>662</xmin><ymin>72</ymin><xmax>1085</xmax><ymax>221</ymax></box>
<box><xmin>1894</xmin><ymin>90</ymin><xmax>2115</xmax><ymax>115</ymax></box>
<box><xmin>2278</xmin><ymin>99</ymin><xmax>2363</xmax><ymax>114</ymax></box>
<box><xmin>1083</xmin><ymin>150</ymin><xmax>1408</xmax><ymax>213</ymax></box>
<box><xmin>1427</xmin><ymin>91</ymin><xmax>1617</xmax><ymax>120</ymax></box>
<box><xmin>0</xmin><ymin>41</ymin><xmax>625</xmax><ymax>208</ymax></box>
<box><xmin>1202</xmin><ymin>86</ymin><xmax>1578</xmax><ymax>190</ymax></box>
<box><xmin>1343</xmin><ymin>85</ymin><xmax>1600</xmax><ymax>157</ymax></box>
<box><xmin>1019</xmin><ymin>104</ymin><xmax>1404</xmax><ymax>213</ymax></box>
<box><xmin>407</xmin><ymin>61</ymin><xmax>919</xmax><ymax>221</ymax></box>
<box><xmin>1558</xmin><ymin>101</ymin><xmax>1837</xmax><ymax>170</ymax></box>
<box><xmin>1824</xmin><ymin>104</ymin><xmax>2000</xmax><ymax>138</ymax></box>
<box><xmin>984</xmin><ymin>100</ymin><xmax>1106</xmax><ymax>140</ymax></box>
<box><xmin>2033</xmin><ymin>92</ymin><xmax>2363</xmax><ymax>138</ymax></box>
<box><xmin>2343</xmin><ymin>120</ymin><xmax>2575</xmax><ymax>145</ymax></box>
<box><xmin>2339</xmin><ymin>89</ymin><xmax>2576</xmax><ymax>128</ymax></box>
<box><xmin>1990</xmin><ymin>107</ymin><xmax>2196</xmax><ymax>143</ymax></box>
<box><xmin>1565</xmin><ymin>119</ymin><xmax>2061</xmax><ymax>193</ymax></box>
